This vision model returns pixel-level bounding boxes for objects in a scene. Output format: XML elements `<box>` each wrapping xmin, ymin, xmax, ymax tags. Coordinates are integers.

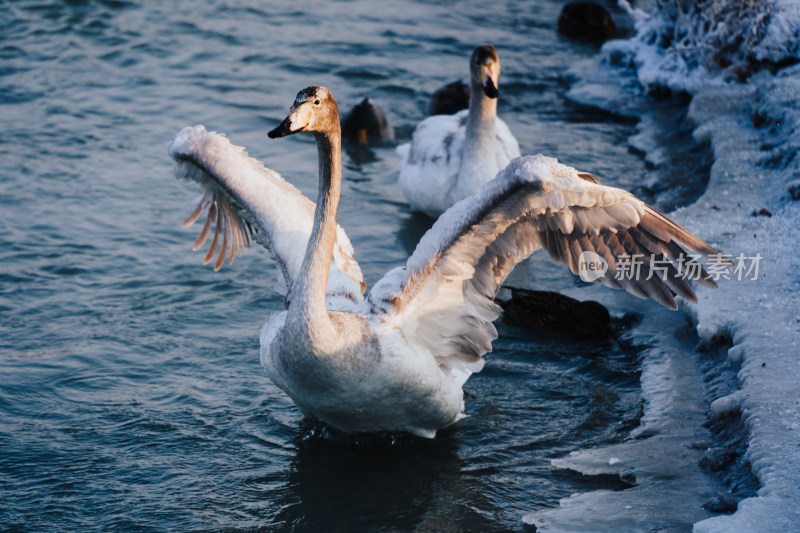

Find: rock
<box><xmin>557</xmin><ymin>2</ymin><xmax>617</xmax><ymax>42</ymax></box>
<box><xmin>498</xmin><ymin>287</ymin><xmax>612</xmax><ymax>338</ymax></box>
<box><xmin>703</xmin><ymin>492</ymin><xmax>742</xmax><ymax>513</ymax></box>
<box><xmin>788</xmin><ymin>179</ymin><xmax>800</xmax><ymax>200</ymax></box>
<box><xmin>699</xmin><ymin>447</ymin><xmax>736</xmax><ymax>471</ymax></box>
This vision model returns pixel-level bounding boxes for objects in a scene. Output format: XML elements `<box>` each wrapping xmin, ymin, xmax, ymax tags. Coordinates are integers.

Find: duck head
<box><xmin>268</xmin><ymin>86</ymin><xmax>340</xmax><ymax>138</ymax></box>
<box><xmin>470</xmin><ymin>44</ymin><xmax>500</xmax><ymax>99</ymax></box>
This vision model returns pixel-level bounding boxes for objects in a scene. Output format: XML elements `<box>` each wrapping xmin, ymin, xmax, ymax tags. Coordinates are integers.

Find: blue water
<box><xmin>0</xmin><ymin>1</ymin><xmax>702</xmax><ymax>530</ymax></box>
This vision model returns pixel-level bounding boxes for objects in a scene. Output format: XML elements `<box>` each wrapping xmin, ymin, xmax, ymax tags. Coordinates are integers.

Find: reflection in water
<box><xmin>344</xmin><ymin>143</ymin><xmax>380</xmax><ymax>166</ymax></box>
<box><xmin>395</xmin><ymin>212</ymin><xmax>436</xmax><ymax>256</ymax></box>
<box><xmin>272</xmin><ymin>423</ymin><xmax>465</xmax><ymax>532</ymax></box>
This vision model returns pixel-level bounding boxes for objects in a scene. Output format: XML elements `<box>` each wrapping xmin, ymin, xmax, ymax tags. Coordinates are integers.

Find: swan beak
<box><xmin>268</xmin><ymin>116</ymin><xmax>295</xmax><ymax>138</ymax></box>
<box><xmin>268</xmin><ymin>103</ymin><xmax>312</xmax><ymax>138</ymax></box>
<box><xmin>481</xmin><ymin>65</ymin><xmax>499</xmax><ymax>99</ymax></box>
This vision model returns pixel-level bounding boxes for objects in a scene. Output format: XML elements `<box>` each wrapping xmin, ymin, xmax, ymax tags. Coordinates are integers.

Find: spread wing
<box><xmin>368</xmin><ymin>155</ymin><xmax>722</xmax><ymax>382</ymax></box>
<box><xmin>167</xmin><ymin>125</ymin><xmax>365</xmax><ymax>305</ymax></box>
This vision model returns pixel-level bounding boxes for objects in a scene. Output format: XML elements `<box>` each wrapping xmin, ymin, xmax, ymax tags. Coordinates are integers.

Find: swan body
<box><xmin>398</xmin><ymin>45</ymin><xmax>521</xmax><ymax>217</ymax></box>
<box><xmin>168</xmin><ymin>86</ymin><xmax>723</xmax><ymax>438</ymax></box>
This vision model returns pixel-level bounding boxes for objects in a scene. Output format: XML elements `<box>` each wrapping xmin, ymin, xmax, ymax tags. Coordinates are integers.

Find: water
<box><xmin>0</xmin><ymin>1</ymin><xmax>706</xmax><ymax>530</ymax></box>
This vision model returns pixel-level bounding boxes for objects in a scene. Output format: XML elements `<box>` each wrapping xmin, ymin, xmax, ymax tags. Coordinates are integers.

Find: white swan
<box><xmin>397</xmin><ymin>44</ymin><xmax>521</xmax><ymax>217</ymax></box>
<box><xmin>167</xmin><ymin>86</ymin><xmax>723</xmax><ymax>438</ymax></box>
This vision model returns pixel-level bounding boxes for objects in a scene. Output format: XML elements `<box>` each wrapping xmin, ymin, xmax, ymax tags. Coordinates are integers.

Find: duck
<box><xmin>497</xmin><ymin>287</ymin><xmax>611</xmax><ymax>338</ymax></box>
<box><xmin>341</xmin><ymin>96</ymin><xmax>394</xmax><ymax>145</ymax></box>
<box><xmin>397</xmin><ymin>45</ymin><xmax>521</xmax><ymax>217</ymax></box>
<box><xmin>427</xmin><ymin>80</ymin><xmax>469</xmax><ymax>116</ymax></box>
<box><xmin>167</xmin><ymin>85</ymin><xmax>723</xmax><ymax>438</ymax></box>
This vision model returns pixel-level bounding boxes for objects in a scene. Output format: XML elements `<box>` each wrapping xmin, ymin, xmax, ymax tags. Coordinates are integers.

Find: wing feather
<box><xmin>168</xmin><ymin>125</ymin><xmax>365</xmax><ymax>304</ymax></box>
<box><xmin>182</xmin><ymin>201</ymin><xmax>204</xmax><ymax>226</ymax></box>
<box><xmin>192</xmin><ymin>202</ymin><xmax>215</xmax><ymax>251</ymax></box>
<box><xmin>368</xmin><ymin>155</ymin><xmax>723</xmax><ymax>379</ymax></box>
<box><xmin>202</xmin><ymin>204</ymin><xmax>221</xmax><ymax>265</ymax></box>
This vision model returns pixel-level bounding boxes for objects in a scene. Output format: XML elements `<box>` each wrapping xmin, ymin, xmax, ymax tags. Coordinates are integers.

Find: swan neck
<box><xmin>290</xmin><ymin>129</ymin><xmax>341</xmax><ymax>332</ymax></box>
<box><xmin>457</xmin><ymin>83</ymin><xmax>499</xmax><ymax>195</ymax></box>
<box><xmin>466</xmin><ymin>84</ymin><xmax>498</xmax><ymax>138</ymax></box>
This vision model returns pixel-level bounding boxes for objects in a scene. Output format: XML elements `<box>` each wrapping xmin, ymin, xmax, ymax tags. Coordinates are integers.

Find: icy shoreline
<box><xmin>676</xmin><ymin>68</ymin><xmax>800</xmax><ymax>533</ymax></box>
<box><xmin>526</xmin><ymin>1</ymin><xmax>800</xmax><ymax>530</ymax></box>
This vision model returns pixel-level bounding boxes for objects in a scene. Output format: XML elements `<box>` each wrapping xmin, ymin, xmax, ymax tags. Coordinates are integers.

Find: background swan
<box><xmin>397</xmin><ymin>45</ymin><xmax>521</xmax><ymax>217</ymax></box>
<box><xmin>168</xmin><ymin>86</ymin><xmax>723</xmax><ymax>438</ymax></box>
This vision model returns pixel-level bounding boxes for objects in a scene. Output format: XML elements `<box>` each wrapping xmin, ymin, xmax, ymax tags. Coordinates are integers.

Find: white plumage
<box><xmin>398</xmin><ymin>45</ymin><xmax>521</xmax><ymax>217</ymax></box>
<box><xmin>168</xmin><ymin>124</ymin><xmax>365</xmax><ymax>308</ymax></box>
<box><xmin>167</xmin><ymin>86</ymin><xmax>722</xmax><ymax>438</ymax></box>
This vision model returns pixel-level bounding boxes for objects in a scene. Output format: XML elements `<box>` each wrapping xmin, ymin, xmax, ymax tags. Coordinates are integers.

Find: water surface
<box><xmin>0</xmin><ymin>1</ymin><xmax>698</xmax><ymax>530</ymax></box>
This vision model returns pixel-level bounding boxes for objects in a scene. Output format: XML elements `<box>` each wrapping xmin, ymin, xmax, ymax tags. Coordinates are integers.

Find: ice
<box><xmin>525</xmin><ymin>1</ymin><xmax>800</xmax><ymax>530</ymax></box>
<box><xmin>523</xmin><ymin>305</ymin><xmax>728</xmax><ymax>531</ymax></box>
<box><xmin>710</xmin><ymin>392</ymin><xmax>743</xmax><ymax>421</ymax></box>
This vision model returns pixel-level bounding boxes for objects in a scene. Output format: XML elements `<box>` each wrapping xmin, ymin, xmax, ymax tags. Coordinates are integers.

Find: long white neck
<box><xmin>287</xmin><ymin>130</ymin><xmax>341</xmax><ymax>342</ymax></box>
<box><xmin>458</xmin><ymin>83</ymin><xmax>499</xmax><ymax>196</ymax></box>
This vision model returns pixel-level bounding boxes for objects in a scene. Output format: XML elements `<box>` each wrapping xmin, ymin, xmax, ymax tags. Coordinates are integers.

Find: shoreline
<box><xmin>526</xmin><ymin>2</ymin><xmax>800</xmax><ymax>529</ymax></box>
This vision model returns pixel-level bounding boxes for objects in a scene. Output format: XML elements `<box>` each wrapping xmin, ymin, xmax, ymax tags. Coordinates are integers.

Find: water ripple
<box><xmin>0</xmin><ymin>0</ymin><xmax>697</xmax><ymax>530</ymax></box>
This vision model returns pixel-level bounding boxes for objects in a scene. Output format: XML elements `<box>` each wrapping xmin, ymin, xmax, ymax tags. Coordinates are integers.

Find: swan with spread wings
<box><xmin>167</xmin><ymin>86</ymin><xmax>722</xmax><ymax>438</ymax></box>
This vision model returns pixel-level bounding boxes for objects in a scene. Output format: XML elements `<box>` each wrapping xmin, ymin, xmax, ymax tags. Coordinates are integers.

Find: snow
<box><xmin>524</xmin><ymin>1</ymin><xmax>800</xmax><ymax>530</ymax></box>
<box><xmin>710</xmin><ymin>392</ymin><xmax>743</xmax><ymax>421</ymax></box>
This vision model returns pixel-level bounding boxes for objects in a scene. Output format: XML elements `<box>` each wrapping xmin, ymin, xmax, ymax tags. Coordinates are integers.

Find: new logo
<box><xmin>578</xmin><ymin>251</ymin><xmax>608</xmax><ymax>282</ymax></box>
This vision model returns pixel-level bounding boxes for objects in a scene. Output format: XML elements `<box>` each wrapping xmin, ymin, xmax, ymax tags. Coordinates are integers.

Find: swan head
<box><xmin>268</xmin><ymin>86</ymin><xmax>340</xmax><ymax>138</ymax></box>
<box><xmin>470</xmin><ymin>44</ymin><xmax>500</xmax><ymax>99</ymax></box>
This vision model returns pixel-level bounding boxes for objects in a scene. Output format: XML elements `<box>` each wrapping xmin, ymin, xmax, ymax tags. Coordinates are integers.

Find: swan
<box><xmin>167</xmin><ymin>86</ymin><xmax>724</xmax><ymax>438</ymax></box>
<box><xmin>397</xmin><ymin>44</ymin><xmax>521</xmax><ymax>217</ymax></box>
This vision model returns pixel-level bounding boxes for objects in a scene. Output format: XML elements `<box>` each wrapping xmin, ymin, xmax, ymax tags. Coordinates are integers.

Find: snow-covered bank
<box><xmin>526</xmin><ymin>1</ymin><xmax>800</xmax><ymax>530</ymax></box>
<box><xmin>685</xmin><ymin>66</ymin><xmax>800</xmax><ymax>533</ymax></box>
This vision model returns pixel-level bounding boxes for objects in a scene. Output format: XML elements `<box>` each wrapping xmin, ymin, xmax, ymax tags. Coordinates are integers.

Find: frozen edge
<box><xmin>527</xmin><ymin>32</ymin><xmax>800</xmax><ymax>533</ymax></box>
<box><xmin>523</xmin><ymin>299</ymin><xmax>725</xmax><ymax>531</ymax></box>
<box><xmin>677</xmin><ymin>77</ymin><xmax>800</xmax><ymax>533</ymax></box>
